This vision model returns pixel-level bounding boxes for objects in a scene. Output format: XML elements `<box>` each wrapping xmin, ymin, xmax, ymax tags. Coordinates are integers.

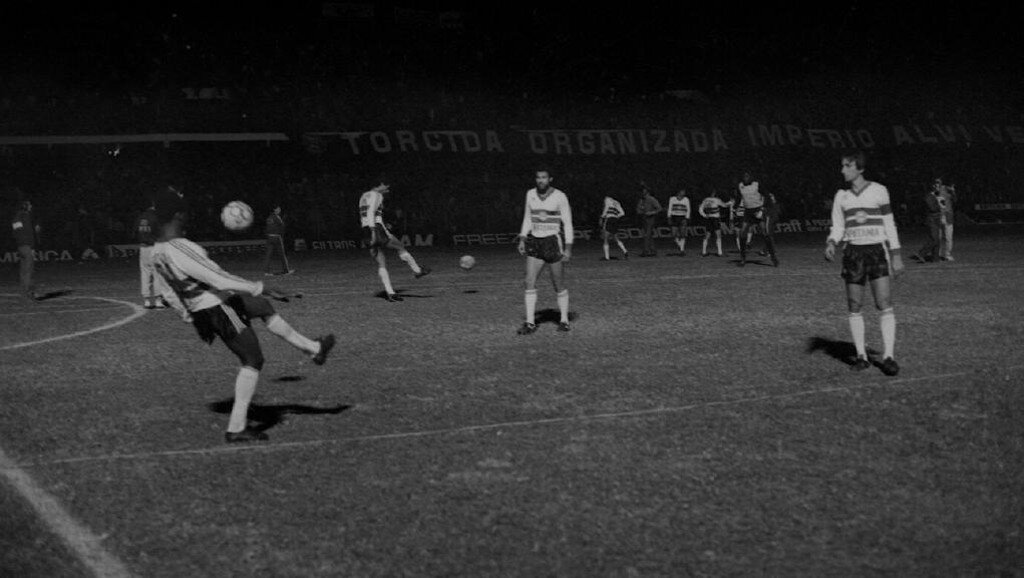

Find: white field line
<box><xmin>0</xmin><ymin>446</ymin><xmax>134</xmax><ymax>577</ymax></box>
<box><xmin>0</xmin><ymin>295</ymin><xmax>145</xmax><ymax>351</ymax></box>
<box><xmin>23</xmin><ymin>364</ymin><xmax>1023</xmax><ymax>467</ymax></box>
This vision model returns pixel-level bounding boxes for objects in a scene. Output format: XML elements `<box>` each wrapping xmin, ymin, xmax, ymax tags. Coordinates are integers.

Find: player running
<box><xmin>599</xmin><ymin>195</ymin><xmax>629</xmax><ymax>261</ymax></box>
<box><xmin>516</xmin><ymin>169</ymin><xmax>574</xmax><ymax>334</ymax></box>
<box><xmin>359</xmin><ymin>181</ymin><xmax>430</xmax><ymax>302</ymax></box>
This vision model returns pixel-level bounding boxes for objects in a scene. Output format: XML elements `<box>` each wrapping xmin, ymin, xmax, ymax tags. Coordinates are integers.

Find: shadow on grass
<box><xmin>207</xmin><ymin>399</ymin><xmax>351</xmax><ymax>431</ymax></box>
<box><xmin>805</xmin><ymin>336</ymin><xmax>880</xmax><ymax>367</ymax></box>
<box><xmin>534</xmin><ymin>308</ymin><xmax>579</xmax><ymax>326</ymax></box>
<box><xmin>35</xmin><ymin>289</ymin><xmax>75</xmax><ymax>301</ymax></box>
<box><xmin>374</xmin><ymin>289</ymin><xmax>433</xmax><ymax>300</ymax></box>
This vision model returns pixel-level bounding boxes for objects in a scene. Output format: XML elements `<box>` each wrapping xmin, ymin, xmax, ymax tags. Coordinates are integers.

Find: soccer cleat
<box><xmin>224</xmin><ymin>428</ymin><xmax>269</xmax><ymax>443</ymax></box>
<box><xmin>414</xmin><ymin>266</ymin><xmax>432</xmax><ymax>279</ymax></box>
<box><xmin>312</xmin><ymin>334</ymin><xmax>336</xmax><ymax>365</ymax></box>
<box><xmin>384</xmin><ymin>293</ymin><xmax>404</xmax><ymax>302</ymax></box>
<box><xmin>851</xmin><ymin>356</ymin><xmax>871</xmax><ymax>371</ymax></box>
<box><xmin>144</xmin><ymin>301</ymin><xmax>155</xmax><ymax>309</ymax></box>
<box><xmin>622</xmin><ymin>253</ymin><xmax>629</xmax><ymax>260</ymax></box>
<box><xmin>944</xmin><ymin>255</ymin><xmax>955</xmax><ymax>262</ymax></box>
<box><xmin>557</xmin><ymin>321</ymin><xmax>571</xmax><ymax>332</ymax></box>
<box><xmin>738</xmin><ymin>259</ymin><xmax>746</xmax><ymax>267</ymax></box>
<box><xmin>600</xmin><ymin>257</ymin><xmax>610</xmax><ymax>261</ymax></box>
<box><xmin>516</xmin><ymin>322</ymin><xmax>537</xmax><ymax>335</ymax></box>
<box><xmin>879</xmin><ymin>357</ymin><xmax>900</xmax><ymax>376</ymax></box>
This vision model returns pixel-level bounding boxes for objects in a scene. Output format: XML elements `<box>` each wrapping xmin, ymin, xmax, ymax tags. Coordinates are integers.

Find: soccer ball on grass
<box><xmin>459</xmin><ymin>255</ymin><xmax>476</xmax><ymax>270</ymax></box>
<box><xmin>221</xmin><ymin>201</ymin><xmax>254</xmax><ymax>231</ymax></box>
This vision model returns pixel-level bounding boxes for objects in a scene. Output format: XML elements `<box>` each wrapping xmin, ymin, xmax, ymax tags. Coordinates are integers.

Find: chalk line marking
<box><xmin>0</xmin><ymin>294</ymin><xmax>145</xmax><ymax>351</ymax></box>
<box><xmin>0</xmin><ymin>446</ymin><xmax>134</xmax><ymax>577</ymax></box>
<box><xmin>25</xmin><ymin>364</ymin><xmax>1023</xmax><ymax>467</ymax></box>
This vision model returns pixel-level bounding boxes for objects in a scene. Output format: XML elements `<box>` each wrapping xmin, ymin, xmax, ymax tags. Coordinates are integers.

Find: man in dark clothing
<box><xmin>915</xmin><ymin>179</ymin><xmax>945</xmax><ymax>263</ymax></box>
<box><xmin>636</xmin><ymin>185</ymin><xmax>662</xmax><ymax>256</ymax></box>
<box><xmin>263</xmin><ymin>205</ymin><xmax>293</xmax><ymax>276</ymax></box>
<box><xmin>10</xmin><ymin>199</ymin><xmax>38</xmax><ymax>300</ymax></box>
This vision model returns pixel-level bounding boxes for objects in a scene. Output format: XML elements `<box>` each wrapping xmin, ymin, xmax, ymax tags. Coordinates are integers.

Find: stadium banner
<box><xmin>106</xmin><ymin>240</ymin><xmax>266</xmax><ymax>259</ymax></box>
<box><xmin>450</xmin><ymin>220</ymin><xmax>821</xmax><ymax>246</ymax></box>
<box><xmin>304</xmin><ymin>123</ymin><xmax>1024</xmax><ymax>156</ymax></box>
<box><xmin>307</xmin><ymin>233</ymin><xmax>434</xmax><ymax>251</ymax></box>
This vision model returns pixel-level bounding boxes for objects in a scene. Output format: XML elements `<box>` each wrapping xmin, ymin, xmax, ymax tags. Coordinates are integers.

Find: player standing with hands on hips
<box><xmin>824</xmin><ymin>151</ymin><xmax>904</xmax><ymax>376</ymax></box>
<box><xmin>516</xmin><ymin>169</ymin><xmax>574</xmax><ymax>334</ymax></box>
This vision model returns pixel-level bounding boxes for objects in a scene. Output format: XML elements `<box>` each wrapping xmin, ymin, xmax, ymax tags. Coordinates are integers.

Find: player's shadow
<box><xmin>207</xmin><ymin>399</ymin><xmax>351</xmax><ymax>431</ymax></box>
<box><xmin>534</xmin><ymin>308</ymin><xmax>579</xmax><ymax>326</ymax></box>
<box><xmin>35</xmin><ymin>289</ymin><xmax>74</xmax><ymax>301</ymax></box>
<box><xmin>805</xmin><ymin>336</ymin><xmax>880</xmax><ymax>367</ymax></box>
<box><xmin>374</xmin><ymin>289</ymin><xmax>433</xmax><ymax>300</ymax></box>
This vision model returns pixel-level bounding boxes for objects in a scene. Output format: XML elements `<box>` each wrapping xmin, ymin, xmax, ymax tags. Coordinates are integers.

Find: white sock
<box><xmin>880</xmin><ymin>308</ymin><xmax>896</xmax><ymax>359</ymax></box>
<box><xmin>557</xmin><ymin>290</ymin><xmax>569</xmax><ymax>323</ymax></box>
<box><xmin>702</xmin><ymin>237</ymin><xmax>709</xmax><ymax>254</ymax></box>
<box><xmin>525</xmin><ymin>289</ymin><xmax>537</xmax><ymax>324</ymax></box>
<box><xmin>227</xmin><ymin>366</ymin><xmax>259</xmax><ymax>433</ymax></box>
<box><xmin>266</xmin><ymin>314</ymin><xmax>318</xmax><ymax>355</ymax></box>
<box><xmin>849</xmin><ymin>313</ymin><xmax>866</xmax><ymax>357</ymax></box>
<box><xmin>398</xmin><ymin>250</ymin><xmax>421</xmax><ymax>274</ymax></box>
<box><xmin>603</xmin><ymin>243</ymin><xmax>610</xmax><ymax>259</ymax></box>
<box><xmin>378</xmin><ymin>267</ymin><xmax>395</xmax><ymax>294</ymax></box>
<box><xmin>716</xmin><ymin>236</ymin><xmax>723</xmax><ymax>255</ymax></box>
<box><xmin>680</xmin><ymin>238</ymin><xmax>686</xmax><ymax>252</ymax></box>
<box><xmin>617</xmin><ymin>240</ymin><xmax>628</xmax><ymax>255</ymax></box>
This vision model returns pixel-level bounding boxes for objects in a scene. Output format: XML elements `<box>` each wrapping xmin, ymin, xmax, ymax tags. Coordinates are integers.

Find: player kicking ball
<box><xmin>150</xmin><ymin>187</ymin><xmax>336</xmax><ymax>443</ymax></box>
<box><xmin>516</xmin><ymin>169</ymin><xmax>573</xmax><ymax>334</ymax></box>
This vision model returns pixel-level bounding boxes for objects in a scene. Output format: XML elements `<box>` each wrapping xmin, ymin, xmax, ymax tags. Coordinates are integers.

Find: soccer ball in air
<box><xmin>459</xmin><ymin>255</ymin><xmax>476</xmax><ymax>270</ymax></box>
<box><xmin>221</xmin><ymin>201</ymin><xmax>254</xmax><ymax>231</ymax></box>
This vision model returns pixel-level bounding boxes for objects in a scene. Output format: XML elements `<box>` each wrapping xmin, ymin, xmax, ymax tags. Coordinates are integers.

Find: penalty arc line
<box><xmin>25</xmin><ymin>363</ymin><xmax>1024</xmax><ymax>467</ymax></box>
<box><xmin>0</xmin><ymin>295</ymin><xmax>146</xmax><ymax>351</ymax></box>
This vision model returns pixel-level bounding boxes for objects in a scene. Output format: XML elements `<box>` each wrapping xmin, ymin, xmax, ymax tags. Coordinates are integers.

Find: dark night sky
<box><xmin>2</xmin><ymin>2</ymin><xmax>1022</xmax><ymax>97</ymax></box>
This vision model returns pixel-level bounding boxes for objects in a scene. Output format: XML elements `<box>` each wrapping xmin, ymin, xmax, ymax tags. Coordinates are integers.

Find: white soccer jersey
<box><xmin>358</xmin><ymin>190</ymin><xmax>384</xmax><ymax>228</ymax></box>
<box><xmin>152</xmin><ymin>237</ymin><xmax>263</xmax><ymax>313</ymax></box>
<box><xmin>738</xmin><ymin>181</ymin><xmax>763</xmax><ymax>209</ymax></box>
<box><xmin>600</xmin><ymin>197</ymin><xmax>625</xmax><ymax>219</ymax></box>
<box><xmin>699</xmin><ymin>197</ymin><xmax>728</xmax><ymax>218</ymax></box>
<box><xmin>519</xmin><ymin>188</ymin><xmax>573</xmax><ymax>240</ymax></box>
<box><xmin>827</xmin><ymin>182</ymin><xmax>901</xmax><ymax>249</ymax></box>
<box><xmin>666</xmin><ymin>196</ymin><xmax>691</xmax><ymax>218</ymax></box>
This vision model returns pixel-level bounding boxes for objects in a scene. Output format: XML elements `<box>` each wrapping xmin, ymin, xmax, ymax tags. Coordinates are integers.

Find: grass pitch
<box><xmin>1</xmin><ymin>229</ymin><xmax>1023</xmax><ymax>577</ymax></box>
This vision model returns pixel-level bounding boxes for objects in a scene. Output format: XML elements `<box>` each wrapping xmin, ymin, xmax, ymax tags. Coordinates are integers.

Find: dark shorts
<box><xmin>361</xmin><ymin>224</ymin><xmax>393</xmax><ymax>249</ymax></box>
<box><xmin>525</xmin><ymin>234</ymin><xmax>564</xmax><ymax>264</ymax></box>
<box><xmin>743</xmin><ymin>208</ymin><xmax>764</xmax><ymax>225</ymax></box>
<box><xmin>191</xmin><ymin>293</ymin><xmax>275</xmax><ymax>344</ymax></box>
<box><xmin>702</xmin><ymin>217</ymin><xmax>722</xmax><ymax>233</ymax></box>
<box><xmin>601</xmin><ymin>217</ymin><xmax>621</xmax><ymax>234</ymax></box>
<box><xmin>668</xmin><ymin>216</ymin><xmax>689</xmax><ymax>229</ymax></box>
<box><xmin>841</xmin><ymin>243</ymin><xmax>890</xmax><ymax>285</ymax></box>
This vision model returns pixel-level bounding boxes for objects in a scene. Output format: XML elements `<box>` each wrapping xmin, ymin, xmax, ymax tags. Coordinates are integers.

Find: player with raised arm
<box><xmin>599</xmin><ymin>195</ymin><xmax>629</xmax><ymax>261</ymax></box>
<box><xmin>359</xmin><ymin>181</ymin><xmax>430</xmax><ymax>302</ymax></box>
<box><xmin>666</xmin><ymin>187</ymin><xmax>691</xmax><ymax>256</ymax></box>
<box><xmin>516</xmin><ymin>169</ymin><xmax>573</xmax><ymax>334</ymax></box>
<box><xmin>824</xmin><ymin>151</ymin><xmax>904</xmax><ymax>376</ymax></box>
<box><xmin>698</xmin><ymin>190</ymin><xmax>731</xmax><ymax>257</ymax></box>
<box><xmin>150</xmin><ymin>187</ymin><xmax>336</xmax><ymax>443</ymax></box>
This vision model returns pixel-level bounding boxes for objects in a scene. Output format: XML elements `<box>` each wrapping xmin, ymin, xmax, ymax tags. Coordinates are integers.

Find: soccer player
<box><xmin>914</xmin><ymin>178</ymin><xmax>945</xmax><ymax>263</ymax></box>
<box><xmin>698</xmin><ymin>190</ymin><xmax>731</xmax><ymax>257</ymax></box>
<box><xmin>263</xmin><ymin>204</ymin><xmax>294</xmax><ymax>276</ymax></box>
<box><xmin>359</xmin><ymin>181</ymin><xmax>430</xmax><ymax>302</ymax></box>
<box><xmin>516</xmin><ymin>169</ymin><xmax>573</xmax><ymax>334</ymax></box>
<box><xmin>939</xmin><ymin>180</ymin><xmax>957</xmax><ymax>261</ymax></box>
<box><xmin>135</xmin><ymin>200</ymin><xmax>165</xmax><ymax>309</ymax></box>
<box><xmin>666</xmin><ymin>187</ymin><xmax>691</xmax><ymax>256</ymax></box>
<box><xmin>736</xmin><ymin>171</ymin><xmax>777</xmax><ymax>266</ymax></box>
<box><xmin>757</xmin><ymin>191</ymin><xmax>781</xmax><ymax>265</ymax></box>
<box><xmin>150</xmin><ymin>187</ymin><xmax>336</xmax><ymax>443</ymax></box>
<box><xmin>824</xmin><ymin>151</ymin><xmax>904</xmax><ymax>376</ymax></box>
<box><xmin>598</xmin><ymin>195</ymin><xmax>629</xmax><ymax>261</ymax></box>
<box><xmin>10</xmin><ymin>198</ymin><xmax>39</xmax><ymax>301</ymax></box>
<box><xmin>636</xmin><ymin>184</ymin><xmax>662</xmax><ymax>257</ymax></box>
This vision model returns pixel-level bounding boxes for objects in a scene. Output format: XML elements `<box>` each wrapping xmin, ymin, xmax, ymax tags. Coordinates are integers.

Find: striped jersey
<box><xmin>737</xmin><ymin>181</ymin><xmax>763</xmax><ymax>209</ymax></box>
<box><xmin>666</xmin><ymin>196</ymin><xmax>691</xmax><ymax>218</ymax></box>
<box><xmin>699</xmin><ymin>197</ymin><xmax>728</xmax><ymax>219</ymax></box>
<box><xmin>600</xmin><ymin>197</ymin><xmax>625</xmax><ymax>220</ymax></box>
<box><xmin>519</xmin><ymin>188</ymin><xmax>573</xmax><ymax>240</ymax></box>
<box><xmin>358</xmin><ymin>189</ymin><xmax>384</xmax><ymax>228</ymax></box>
<box><xmin>152</xmin><ymin>237</ymin><xmax>264</xmax><ymax>313</ymax></box>
<box><xmin>827</xmin><ymin>182</ymin><xmax>901</xmax><ymax>249</ymax></box>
